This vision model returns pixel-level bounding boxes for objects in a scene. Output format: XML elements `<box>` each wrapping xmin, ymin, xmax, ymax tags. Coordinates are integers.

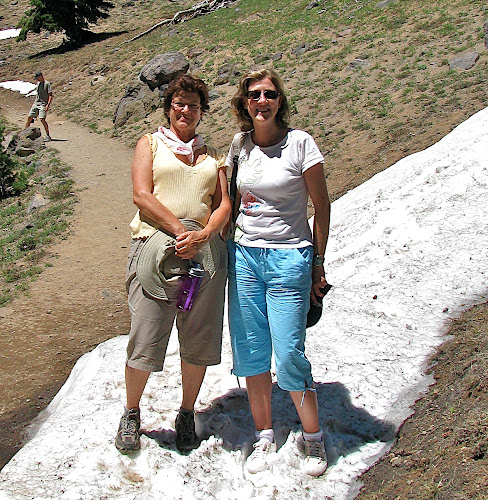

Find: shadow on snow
<box><xmin>143</xmin><ymin>381</ymin><xmax>396</xmax><ymax>464</ymax></box>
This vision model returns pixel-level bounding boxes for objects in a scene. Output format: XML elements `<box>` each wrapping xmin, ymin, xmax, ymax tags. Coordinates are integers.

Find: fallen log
<box><xmin>121</xmin><ymin>0</ymin><xmax>236</xmax><ymax>44</ymax></box>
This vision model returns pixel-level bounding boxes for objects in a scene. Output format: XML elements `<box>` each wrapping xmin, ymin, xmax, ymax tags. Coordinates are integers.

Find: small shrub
<box><xmin>0</xmin><ymin>123</ymin><xmax>20</xmax><ymax>199</ymax></box>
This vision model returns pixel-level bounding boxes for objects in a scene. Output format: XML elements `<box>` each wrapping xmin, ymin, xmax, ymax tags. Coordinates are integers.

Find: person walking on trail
<box><xmin>25</xmin><ymin>71</ymin><xmax>53</xmax><ymax>141</ymax></box>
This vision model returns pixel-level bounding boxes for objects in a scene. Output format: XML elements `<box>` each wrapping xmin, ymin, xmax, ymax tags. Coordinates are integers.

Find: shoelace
<box><xmin>121</xmin><ymin>417</ymin><xmax>138</xmax><ymax>437</ymax></box>
<box><xmin>251</xmin><ymin>439</ymin><xmax>271</xmax><ymax>460</ymax></box>
<box><xmin>178</xmin><ymin>413</ymin><xmax>195</xmax><ymax>438</ymax></box>
<box><xmin>306</xmin><ymin>440</ymin><xmax>324</xmax><ymax>459</ymax></box>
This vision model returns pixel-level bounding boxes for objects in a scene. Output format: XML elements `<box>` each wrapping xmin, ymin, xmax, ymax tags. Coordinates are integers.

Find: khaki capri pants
<box><xmin>125</xmin><ymin>237</ymin><xmax>227</xmax><ymax>372</ymax></box>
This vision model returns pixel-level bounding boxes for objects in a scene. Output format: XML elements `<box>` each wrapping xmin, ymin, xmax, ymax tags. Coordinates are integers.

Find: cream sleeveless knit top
<box><xmin>130</xmin><ymin>133</ymin><xmax>225</xmax><ymax>239</ymax></box>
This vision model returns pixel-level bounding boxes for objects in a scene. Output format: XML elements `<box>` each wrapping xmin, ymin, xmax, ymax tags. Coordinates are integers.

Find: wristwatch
<box><xmin>312</xmin><ymin>255</ymin><xmax>324</xmax><ymax>266</ymax></box>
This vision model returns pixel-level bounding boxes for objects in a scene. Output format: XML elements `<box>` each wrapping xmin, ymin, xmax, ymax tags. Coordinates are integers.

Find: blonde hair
<box><xmin>231</xmin><ymin>68</ymin><xmax>290</xmax><ymax>131</ymax></box>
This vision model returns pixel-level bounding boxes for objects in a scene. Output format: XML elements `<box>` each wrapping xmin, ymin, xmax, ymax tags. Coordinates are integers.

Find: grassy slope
<box><xmin>0</xmin><ymin>146</ymin><xmax>76</xmax><ymax>306</ymax></box>
<box><xmin>1</xmin><ymin>0</ymin><xmax>488</xmax><ymax>495</ymax></box>
<box><xmin>1</xmin><ymin>0</ymin><xmax>486</xmax><ymax>200</ymax></box>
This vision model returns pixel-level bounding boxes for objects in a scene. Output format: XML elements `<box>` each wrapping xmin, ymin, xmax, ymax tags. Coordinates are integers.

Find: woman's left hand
<box><xmin>175</xmin><ymin>230</ymin><xmax>209</xmax><ymax>260</ymax></box>
<box><xmin>311</xmin><ymin>265</ymin><xmax>327</xmax><ymax>304</ymax></box>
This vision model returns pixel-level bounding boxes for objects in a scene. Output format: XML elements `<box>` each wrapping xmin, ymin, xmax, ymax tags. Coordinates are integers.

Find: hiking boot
<box><xmin>175</xmin><ymin>409</ymin><xmax>199</xmax><ymax>452</ymax></box>
<box><xmin>303</xmin><ymin>435</ymin><xmax>327</xmax><ymax>476</ymax></box>
<box><xmin>246</xmin><ymin>438</ymin><xmax>276</xmax><ymax>473</ymax></box>
<box><xmin>115</xmin><ymin>407</ymin><xmax>141</xmax><ymax>453</ymax></box>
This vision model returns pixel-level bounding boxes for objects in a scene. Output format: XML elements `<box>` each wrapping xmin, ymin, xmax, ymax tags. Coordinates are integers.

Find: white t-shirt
<box><xmin>225</xmin><ymin>129</ymin><xmax>324</xmax><ymax>248</ymax></box>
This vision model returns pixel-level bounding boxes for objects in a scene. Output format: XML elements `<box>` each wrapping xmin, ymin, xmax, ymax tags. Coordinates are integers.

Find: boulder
<box><xmin>22</xmin><ymin>128</ymin><xmax>41</xmax><ymax>141</ymax></box>
<box><xmin>347</xmin><ymin>58</ymin><xmax>371</xmax><ymax>70</ymax></box>
<box><xmin>376</xmin><ymin>0</ymin><xmax>397</xmax><ymax>7</ymax></box>
<box><xmin>292</xmin><ymin>44</ymin><xmax>310</xmax><ymax>57</ymax></box>
<box><xmin>16</xmin><ymin>146</ymin><xmax>37</xmax><ymax>157</ymax></box>
<box><xmin>12</xmin><ymin>128</ymin><xmax>45</xmax><ymax>157</ymax></box>
<box><xmin>139</xmin><ymin>52</ymin><xmax>189</xmax><ymax>90</ymax></box>
<box><xmin>306</xmin><ymin>1</ymin><xmax>320</xmax><ymax>10</ymax></box>
<box><xmin>253</xmin><ymin>54</ymin><xmax>272</xmax><ymax>64</ymax></box>
<box><xmin>27</xmin><ymin>193</ymin><xmax>49</xmax><ymax>214</ymax></box>
<box><xmin>214</xmin><ymin>64</ymin><xmax>241</xmax><ymax>86</ymax></box>
<box><xmin>252</xmin><ymin>53</ymin><xmax>283</xmax><ymax>64</ymax></box>
<box><xmin>449</xmin><ymin>51</ymin><xmax>479</xmax><ymax>70</ymax></box>
<box><xmin>208</xmin><ymin>90</ymin><xmax>220</xmax><ymax>101</ymax></box>
<box><xmin>113</xmin><ymin>81</ymin><xmax>162</xmax><ymax>128</ymax></box>
<box><xmin>2</xmin><ymin>131</ymin><xmax>17</xmax><ymax>152</ymax></box>
<box><xmin>90</xmin><ymin>75</ymin><xmax>105</xmax><ymax>86</ymax></box>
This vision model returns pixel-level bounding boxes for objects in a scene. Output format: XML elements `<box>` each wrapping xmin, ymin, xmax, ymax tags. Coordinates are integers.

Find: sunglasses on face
<box><xmin>171</xmin><ymin>102</ymin><xmax>201</xmax><ymax>112</ymax></box>
<box><xmin>246</xmin><ymin>90</ymin><xmax>281</xmax><ymax>101</ymax></box>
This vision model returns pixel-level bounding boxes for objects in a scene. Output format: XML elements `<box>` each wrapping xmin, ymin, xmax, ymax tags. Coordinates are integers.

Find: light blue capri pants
<box><xmin>227</xmin><ymin>241</ymin><xmax>314</xmax><ymax>392</ymax></box>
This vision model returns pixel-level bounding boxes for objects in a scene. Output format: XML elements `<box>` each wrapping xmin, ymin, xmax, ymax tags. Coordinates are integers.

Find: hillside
<box><xmin>0</xmin><ymin>0</ymin><xmax>487</xmax><ymax>497</ymax></box>
<box><xmin>1</xmin><ymin>0</ymin><xmax>487</xmax><ymax>200</ymax></box>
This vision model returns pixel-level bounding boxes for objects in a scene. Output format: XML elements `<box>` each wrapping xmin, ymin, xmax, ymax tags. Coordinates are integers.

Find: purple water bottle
<box><xmin>176</xmin><ymin>261</ymin><xmax>204</xmax><ymax>311</ymax></box>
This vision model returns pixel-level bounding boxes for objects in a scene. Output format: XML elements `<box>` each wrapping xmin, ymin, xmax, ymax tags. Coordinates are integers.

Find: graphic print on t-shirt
<box><xmin>235</xmin><ymin>156</ymin><xmax>265</xmax><ymax>241</ymax></box>
<box><xmin>229</xmin><ymin>129</ymin><xmax>323</xmax><ymax>247</ymax></box>
<box><xmin>238</xmin><ymin>156</ymin><xmax>264</xmax><ymax>187</ymax></box>
<box><xmin>241</xmin><ymin>191</ymin><xmax>262</xmax><ymax>215</ymax></box>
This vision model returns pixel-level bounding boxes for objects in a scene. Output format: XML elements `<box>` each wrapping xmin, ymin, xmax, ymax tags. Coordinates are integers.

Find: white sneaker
<box><xmin>246</xmin><ymin>438</ymin><xmax>276</xmax><ymax>473</ymax></box>
<box><xmin>303</xmin><ymin>437</ymin><xmax>327</xmax><ymax>476</ymax></box>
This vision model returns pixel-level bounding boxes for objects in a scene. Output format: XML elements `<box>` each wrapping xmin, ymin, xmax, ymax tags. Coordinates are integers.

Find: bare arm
<box><xmin>175</xmin><ymin>167</ymin><xmax>231</xmax><ymax>259</ymax></box>
<box><xmin>45</xmin><ymin>92</ymin><xmax>53</xmax><ymax>112</ymax></box>
<box><xmin>131</xmin><ymin>135</ymin><xmax>186</xmax><ymax>237</ymax></box>
<box><xmin>304</xmin><ymin>163</ymin><xmax>331</xmax><ymax>301</ymax></box>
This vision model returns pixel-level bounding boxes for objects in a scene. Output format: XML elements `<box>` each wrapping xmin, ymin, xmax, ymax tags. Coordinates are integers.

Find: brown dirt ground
<box><xmin>357</xmin><ymin>301</ymin><xmax>488</xmax><ymax>500</ymax></box>
<box><xmin>0</xmin><ymin>91</ymin><xmax>134</xmax><ymax>469</ymax></box>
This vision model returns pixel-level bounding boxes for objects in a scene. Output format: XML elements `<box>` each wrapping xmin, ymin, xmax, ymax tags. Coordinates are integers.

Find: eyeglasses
<box><xmin>171</xmin><ymin>102</ymin><xmax>201</xmax><ymax>112</ymax></box>
<box><xmin>246</xmin><ymin>90</ymin><xmax>280</xmax><ymax>101</ymax></box>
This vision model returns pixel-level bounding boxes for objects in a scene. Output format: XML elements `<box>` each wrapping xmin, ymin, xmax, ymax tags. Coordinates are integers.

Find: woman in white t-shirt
<box><xmin>226</xmin><ymin>69</ymin><xmax>331</xmax><ymax>476</ymax></box>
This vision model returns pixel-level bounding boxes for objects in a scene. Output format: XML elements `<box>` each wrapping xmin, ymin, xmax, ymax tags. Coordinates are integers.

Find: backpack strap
<box><xmin>230</xmin><ymin>132</ymin><xmax>246</xmax><ymax>223</ymax></box>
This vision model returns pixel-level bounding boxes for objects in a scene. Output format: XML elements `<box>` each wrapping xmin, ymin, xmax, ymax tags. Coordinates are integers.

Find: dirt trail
<box><xmin>0</xmin><ymin>90</ymin><xmax>135</xmax><ymax>468</ymax></box>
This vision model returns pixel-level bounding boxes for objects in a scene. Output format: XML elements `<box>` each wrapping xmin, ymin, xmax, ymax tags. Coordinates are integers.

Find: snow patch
<box><xmin>0</xmin><ymin>29</ymin><xmax>20</xmax><ymax>41</ymax></box>
<box><xmin>0</xmin><ymin>107</ymin><xmax>487</xmax><ymax>499</ymax></box>
<box><xmin>0</xmin><ymin>80</ymin><xmax>36</xmax><ymax>97</ymax></box>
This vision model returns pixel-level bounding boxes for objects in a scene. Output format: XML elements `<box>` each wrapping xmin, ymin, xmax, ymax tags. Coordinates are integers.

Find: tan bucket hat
<box><xmin>136</xmin><ymin>219</ymin><xmax>221</xmax><ymax>301</ymax></box>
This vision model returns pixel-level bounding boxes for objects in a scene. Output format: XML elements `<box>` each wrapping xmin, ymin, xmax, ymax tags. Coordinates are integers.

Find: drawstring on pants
<box><xmin>231</xmin><ymin>369</ymin><xmax>241</xmax><ymax>389</ymax></box>
<box><xmin>300</xmin><ymin>385</ymin><xmax>317</xmax><ymax>407</ymax></box>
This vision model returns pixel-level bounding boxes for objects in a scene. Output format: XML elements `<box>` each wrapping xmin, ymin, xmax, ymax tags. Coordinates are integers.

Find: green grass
<box><xmin>4</xmin><ymin>0</ymin><xmax>487</xmax><ymax>223</ymax></box>
<box><xmin>0</xmin><ymin>149</ymin><xmax>76</xmax><ymax>307</ymax></box>
<box><xmin>112</xmin><ymin>0</ymin><xmax>484</xmax><ymax>139</ymax></box>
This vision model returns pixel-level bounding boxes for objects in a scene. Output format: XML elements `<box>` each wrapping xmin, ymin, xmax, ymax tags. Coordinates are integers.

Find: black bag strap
<box><xmin>229</xmin><ymin>132</ymin><xmax>246</xmax><ymax>223</ymax></box>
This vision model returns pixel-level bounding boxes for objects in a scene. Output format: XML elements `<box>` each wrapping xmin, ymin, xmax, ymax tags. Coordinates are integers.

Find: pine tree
<box><xmin>17</xmin><ymin>0</ymin><xmax>114</xmax><ymax>46</ymax></box>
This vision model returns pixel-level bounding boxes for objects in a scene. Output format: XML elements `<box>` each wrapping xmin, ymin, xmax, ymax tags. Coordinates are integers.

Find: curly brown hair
<box><xmin>163</xmin><ymin>74</ymin><xmax>210</xmax><ymax>124</ymax></box>
<box><xmin>231</xmin><ymin>68</ymin><xmax>290</xmax><ymax>131</ymax></box>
